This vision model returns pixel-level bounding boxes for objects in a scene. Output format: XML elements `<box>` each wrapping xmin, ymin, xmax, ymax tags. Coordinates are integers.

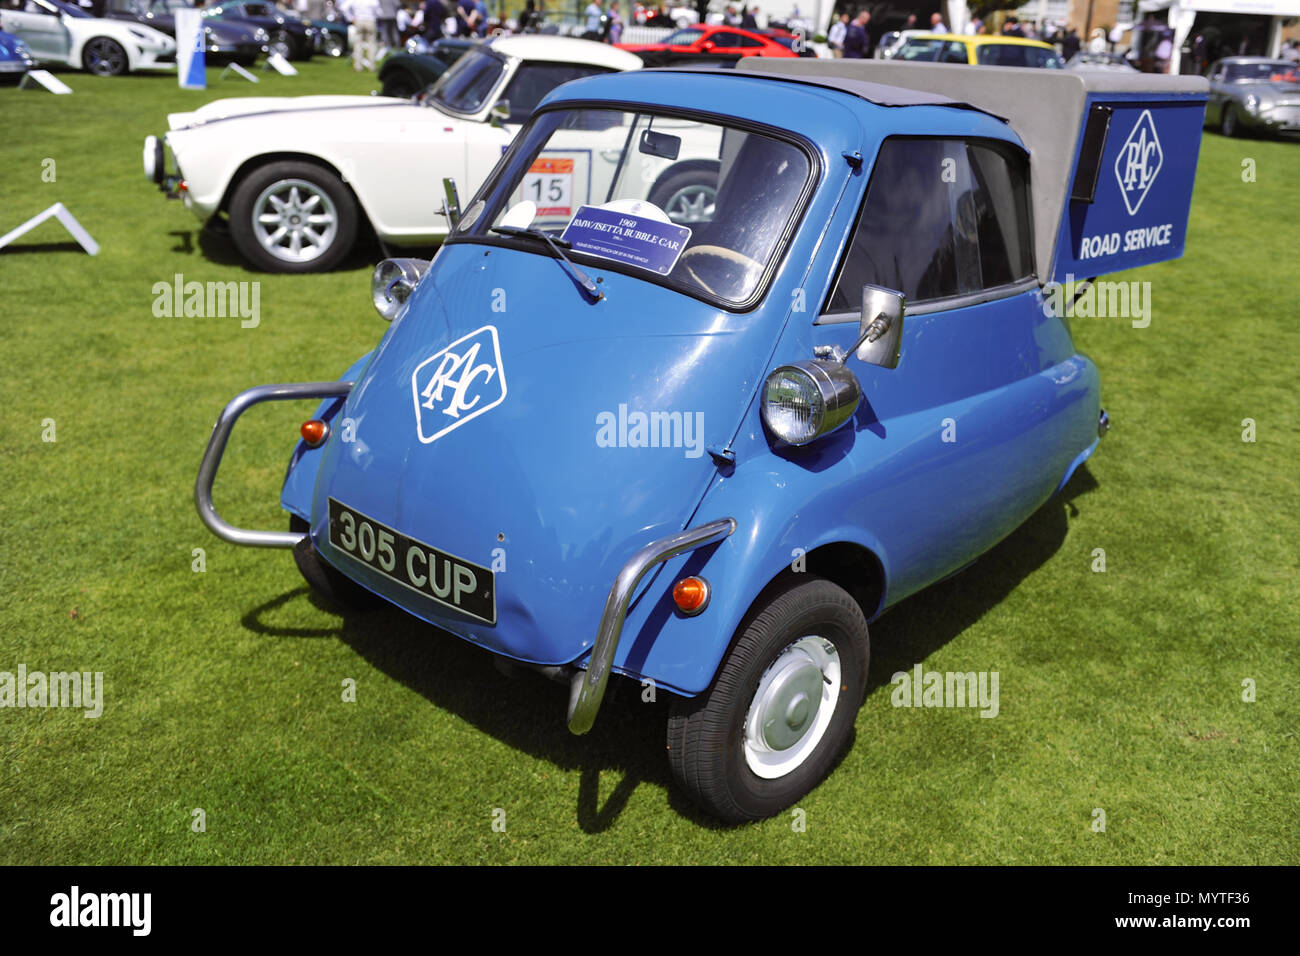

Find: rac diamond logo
<box><xmin>1114</xmin><ymin>109</ymin><xmax>1163</xmax><ymax>216</ymax></box>
<box><xmin>411</xmin><ymin>325</ymin><xmax>507</xmax><ymax>444</ymax></box>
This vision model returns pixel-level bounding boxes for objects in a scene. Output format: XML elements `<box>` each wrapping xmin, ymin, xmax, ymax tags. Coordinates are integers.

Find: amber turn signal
<box><xmin>300</xmin><ymin>419</ymin><xmax>329</xmax><ymax>448</ymax></box>
<box><xmin>672</xmin><ymin>576</ymin><xmax>711</xmax><ymax>616</ymax></box>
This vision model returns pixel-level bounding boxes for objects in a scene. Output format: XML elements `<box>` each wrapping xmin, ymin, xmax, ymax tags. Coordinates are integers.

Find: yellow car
<box><xmin>894</xmin><ymin>33</ymin><xmax>1064</xmax><ymax>69</ymax></box>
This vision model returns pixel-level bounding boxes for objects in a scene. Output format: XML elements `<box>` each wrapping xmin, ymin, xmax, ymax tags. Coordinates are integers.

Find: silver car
<box><xmin>1205</xmin><ymin>56</ymin><xmax>1300</xmax><ymax>138</ymax></box>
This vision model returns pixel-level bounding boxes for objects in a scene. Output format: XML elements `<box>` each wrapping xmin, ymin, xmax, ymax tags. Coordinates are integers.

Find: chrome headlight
<box><xmin>254</xmin><ymin>27</ymin><xmax>269</xmax><ymax>41</ymax></box>
<box><xmin>761</xmin><ymin>360</ymin><xmax>860</xmax><ymax>446</ymax></box>
<box><xmin>1244</xmin><ymin>93</ymin><xmax>1260</xmax><ymax>115</ymax></box>
<box><xmin>372</xmin><ymin>258</ymin><xmax>431</xmax><ymax>321</ymax></box>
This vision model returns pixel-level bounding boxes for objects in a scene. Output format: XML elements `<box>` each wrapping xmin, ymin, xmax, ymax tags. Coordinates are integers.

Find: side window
<box><xmin>822</xmin><ymin>138</ymin><xmax>1033</xmax><ymax>313</ymax></box>
<box><xmin>502</xmin><ymin>63</ymin><xmax>611</xmax><ymax>124</ymax></box>
<box><xmin>941</xmin><ymin>42</ymin><xmax>969</xmax><ymax>64</ymax></box>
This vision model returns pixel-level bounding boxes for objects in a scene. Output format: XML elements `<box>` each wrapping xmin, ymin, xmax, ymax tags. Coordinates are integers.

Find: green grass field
<box><xmin>0</xmin><ymin>61</ymin><xmax>1296</xmax><ymax>864</ymax></box>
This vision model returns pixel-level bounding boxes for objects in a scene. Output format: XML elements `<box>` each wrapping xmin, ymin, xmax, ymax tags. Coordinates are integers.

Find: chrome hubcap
<box><xmin>743</xmin><ymin>636</ymin><xmax>840</xmax><ymax>779</ymax></box>
<box><xmin>252</xmin><ymin>180</ymin><xmax>338</xmax><ymax>263</ymax></box>
<box><xmin>665</xmin><ymin>184</ymin><xmax>716</xmax><ymax>224</ymax></box>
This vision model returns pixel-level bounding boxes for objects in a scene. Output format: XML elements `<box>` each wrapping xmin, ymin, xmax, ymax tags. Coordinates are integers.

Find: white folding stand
<box><xmin>264</xmin><ymin>53</ymin><xmax>298</xmax><ymax>76</ymax></box>
<box><xmin>220</xmin><ymin>62</ymin><xmax>260</xmax><ymax>83</ymax></box>
<box><xmin>0</xmin><ymin>203</ymin><xmax>99</xmax><ymax>255</ymax></box>
<box><xmin>19</xmin><ymin>70</ymin><xmax>73</xmax><ymax>94</ymax></box>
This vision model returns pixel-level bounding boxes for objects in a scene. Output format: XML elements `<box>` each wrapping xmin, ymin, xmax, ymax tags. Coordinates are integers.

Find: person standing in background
<box><xmin>584</xmin><ymin>0</ymin><xmax>603</xmax><ymax>39</ymax></box>
<box><xmin>828</xmin><ymin>11</ymin><xmax>847</xmax><ymax>57</ymax></box>
<box><xmin>741</xmin><ymin>5</ymin><xmax>757</xmax><ymax>30</ymax></box>
<box><xmin>1061</xmin><ymin>26</ymin><xmax>1079</xmax><ymax>60</ymax></box>
<box><xmin>341</xmin><ymin>0</ymin><xmax>381</xmax><ymax>69</ymax></box>
<box><xmin>377</xmin><ymin>0</ymin><xmax>400</xmax><ymax>52</ymax></box>
<box><xmin>843</xmin><ymin>10</ymin><xmax>869</xmax><ymax>58</ymax></box>
<box><xmin>473</xmin><ymin>0</ymin><xmax>488</xmax><ymax>35</ymax></box>
<box><xmin>607</xmin><ymin>0</ymin><xmax>623</xmax><ymax>42</ymax></box>
<box><xmin>422</xmin><ymin>0</ymin><xmax>446</xmax><ymax>39</ymax></box>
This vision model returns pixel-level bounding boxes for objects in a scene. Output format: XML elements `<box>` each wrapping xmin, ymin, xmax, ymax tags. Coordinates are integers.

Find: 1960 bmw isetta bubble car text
<box><xmin>196</xmin><ymin>59</ymin><xmax>1208</xmax><ymax>822</ymax></box>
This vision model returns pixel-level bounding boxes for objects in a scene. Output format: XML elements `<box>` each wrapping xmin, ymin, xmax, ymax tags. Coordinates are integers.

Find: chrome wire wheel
<box><xmin>84</xmin><ymin>37</ymin><xmax>128</xmax><ymax>76</ymax></box>
<box><xmin>251</xmin><ymin>179</ymin><xmax>339</xmax><ymax>264</ymax></box>
<box><xmin>664</xmin><ymin>184</ymin><xmax>716</xmax><ymax>224</ymax></box>
<box><xmin>742</xmin><ymin>635</ymin><xmax>841</xmax><ymax>779</ymax></box>
<box><xmin>268</xmin><ymin>30</ymin><xmax>292</xmax><ymax>60</ymax></box>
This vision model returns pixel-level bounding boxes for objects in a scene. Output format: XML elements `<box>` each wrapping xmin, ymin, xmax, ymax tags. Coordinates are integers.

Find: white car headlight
<box><xmin>254</xmin><ymin>27</ymin><xmax>269</xmax><ymax>41</ymax></box>
<box><xmin>1244</xmin><ymin>93</ymin><xmax>1260</xmax><ymax>115</ymax></box>
<box><xmin>761</xmin><ymin>361</ymin><xmax>860</xmax><ymax>446</ymax></box>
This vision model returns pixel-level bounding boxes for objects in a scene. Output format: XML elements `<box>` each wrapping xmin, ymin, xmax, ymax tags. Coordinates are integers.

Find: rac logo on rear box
<box><xmin>411</xmin><ymin>325</ymin><xmax>507</xmax><ymax>444</ymax></box>
<box><xmin>1114</xmin><ymin>109</ymin><xmax>1163</xmax><ymax>216</ymax></box>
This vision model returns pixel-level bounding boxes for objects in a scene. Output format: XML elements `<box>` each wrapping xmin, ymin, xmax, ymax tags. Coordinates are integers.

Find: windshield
<box><xmin>663</xmin><ymin>28</ymin><xmax>704</xmax><ymax>45</ymax></box>
<box><xmin>897</xmin><ymin>38</ymin><xmax>943</xmax><ymax>61</ymax></box>
<box><xmin>430</xmin><ymin>47</ymin><xmax>507</xmax><ymax>114</ymax></box>
<box><xmin>1224</xmin><ymin>61</ymin><xmax>1297</xmax><ymax>82</ymax></box>
<box><xmin>49</xmin><ymin>0</ymin><xmax>91</xmax><ymax>17</ymax></box>
<box><xmin>977</xmin><ymin>43</ymin><xmax>1062</xmax><ymax>68</ymax></box>
<box><xmin>454</xmin><ymin>107</ymin><xmax>812</xmax><ymax>306</ymax></box>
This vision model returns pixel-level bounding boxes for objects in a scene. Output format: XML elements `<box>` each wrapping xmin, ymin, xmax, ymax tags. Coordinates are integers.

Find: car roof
<box><xmin>741</xmin><ymin>57</ymin><xmax>1207</xmax><ymax>283</ymax></box>
<box><xmin>488</xmin><ymin>35</ymin><xmax>644</xmax><ymax>71</ymax></box>
<box><xmin>909</xmin><ymin>32</ymin><xmax>1056</xmax><ymax>50</ymax></box>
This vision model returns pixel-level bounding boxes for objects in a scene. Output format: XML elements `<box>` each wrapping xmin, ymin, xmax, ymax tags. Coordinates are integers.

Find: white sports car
<box><xmin>143</xmin><ymin>36</ymin><xmax>676</xmax><ymax>273</ymax></box>
<box><xmin>0</xmin><ymin>0</ymin><xmax>174</xmax><ymax>76</ymax></box>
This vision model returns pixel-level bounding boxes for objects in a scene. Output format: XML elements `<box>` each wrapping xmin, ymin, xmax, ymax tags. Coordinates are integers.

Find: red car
<box><xmin>618</xmin><ymin>24</ymin><xmax>798</xmax><ymax>66</ymax></box>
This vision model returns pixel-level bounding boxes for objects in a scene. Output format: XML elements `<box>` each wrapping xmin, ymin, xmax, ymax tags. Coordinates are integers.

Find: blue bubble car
<box><xmin>196</xmin><ymin>58</ymin><xmax>1208</xmax><ymax>822</ymax></box>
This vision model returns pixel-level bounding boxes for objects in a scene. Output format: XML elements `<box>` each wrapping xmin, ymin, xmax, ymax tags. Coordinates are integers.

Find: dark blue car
<box><xmin>0</xmin><ymin>26</ymin><xmax>35</xmax><ymax>81</ymax></box>
<box><xmin>106</xmin><ymin>0</ymin><xmax>263</xmax><ymax>65</ymax></box>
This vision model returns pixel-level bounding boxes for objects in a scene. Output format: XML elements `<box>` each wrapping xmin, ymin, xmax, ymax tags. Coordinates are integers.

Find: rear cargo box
<box><xmin>738</xmin><ymin>58</ymin><xmax>1210</xmax><ymax>283</ymax></box>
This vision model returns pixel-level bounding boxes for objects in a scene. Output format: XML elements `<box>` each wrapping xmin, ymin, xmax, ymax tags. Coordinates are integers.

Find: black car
<box><xmin>106</xmin><ymin>0</ymin><xmax>263</xmax><ymax>65</ymax></box>
<box><xmin>202</xmin><ymin>1</ymin><xmax>316</xmax><ymax>60</ymax></box>
<box><xmin>379</xmin><ymin>37</ymin><xmax>476</xmax><ymax>98</ymax></box>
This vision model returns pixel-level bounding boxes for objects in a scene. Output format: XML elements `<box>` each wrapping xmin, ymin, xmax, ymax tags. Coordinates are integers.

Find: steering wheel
<box><xmin>678</xmin><ymin>245</ymin><xmax>764</xmax><ymax>297</ymax></box>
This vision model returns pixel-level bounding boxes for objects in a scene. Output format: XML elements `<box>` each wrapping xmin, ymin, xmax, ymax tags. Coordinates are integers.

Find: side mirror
<box><xmin>489</xmin><ymin>99</ymin><xmax>511</xmax><ymax>127</ymax></box>
<box><xmin>440</xmin><ymin>176</ymin><xmax>462</xmax><ymax>228</ymax></box>
<box><xmin>850</xmin><ymin>284</ymin><xmax>904</xmax><ymax>369</ymax></box>
<box><xmin>372</xmin><ymin>258</ymin><xmax>430</xmax><ymax>321</ymax></box>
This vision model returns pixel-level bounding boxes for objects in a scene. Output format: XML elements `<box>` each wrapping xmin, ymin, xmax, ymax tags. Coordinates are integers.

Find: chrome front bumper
<box><xmin>195</xmin><ymin>381</ymin><xmax>354</xmax><ymax>548</ymax></box>
<box><xmin>196</xmin><ymin>380</ymin><xmax>735</xmax><ymax>733</ymax></box>
<box><xmin>567</xmin><ymin>517</ymin><xmax>737</xmax><ymax>734</ymax></box>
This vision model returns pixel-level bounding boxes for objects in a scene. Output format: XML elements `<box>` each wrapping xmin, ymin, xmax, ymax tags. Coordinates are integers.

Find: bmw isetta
<box><xmin>196</xmin><ymin>59</ymin><xmax>1208</xmax><ymax>822</ymax></box>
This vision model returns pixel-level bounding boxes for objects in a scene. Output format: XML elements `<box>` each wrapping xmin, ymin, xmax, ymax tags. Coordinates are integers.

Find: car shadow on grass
<box><xmin>240</xmin><ymin>463</ymin><xmax>1099</xmax><ymax>831</ymax></box>
<box><xmin>192</xmin><ymin>219</ymin><xmax>438</xmax><ymax>274</ymax></box>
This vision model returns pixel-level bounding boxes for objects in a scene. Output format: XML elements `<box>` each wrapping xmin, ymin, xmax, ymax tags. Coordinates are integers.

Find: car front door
<box><xmin>815</xmin><ymin>135</ymin><xmax>1092</xmax><ymax>600</ymax></box>
<box><xmin>2</xmin><ymin>0</ymin><xmax>68</xmax><ymax>60</ymax></box>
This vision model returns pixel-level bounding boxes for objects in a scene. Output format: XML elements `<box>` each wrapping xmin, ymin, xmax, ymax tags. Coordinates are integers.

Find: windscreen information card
<box><xmin>560</xmin><ymin>205</ymin><xmax>692</xmax><ymax>276</ymax></box>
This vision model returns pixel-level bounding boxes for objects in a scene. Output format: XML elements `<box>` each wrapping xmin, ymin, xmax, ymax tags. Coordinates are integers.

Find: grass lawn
<box><xmin>0</xmin><ymin>61</ymin><xmax>1296</xmax><ymax>865</ymax></box>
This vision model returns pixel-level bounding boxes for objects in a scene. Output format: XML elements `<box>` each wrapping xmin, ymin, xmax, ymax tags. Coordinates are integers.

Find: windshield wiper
<box><xmin>490</xmin><ymin>226</ymin><xmax>604</xmax><ymax>301</ymax></box>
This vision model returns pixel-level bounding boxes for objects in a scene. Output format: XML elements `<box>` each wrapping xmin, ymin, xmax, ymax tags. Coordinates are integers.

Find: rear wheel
<box><xmin>267</xmin><ymin>30</ymin><xmax>293</xmax><ymax>60</ymax></box>
<box><xmin>228</xmin><ymin>160</ymin><xmax>358</xmax><ymax>273</ymax></box>
<box><xmin>321</xmin><ymin>31</ymin><xmax>346</xmax><ymax>57</ymax></box>
<box><xmin>290</xmin><ymin>515</ymin><xmax>380</xmax><ymax>611</ymax></box>
<box><xmin>1220</xmin><ymin>104</ymin><xmax>1239</xmax><ymax>137</ymax></box>
<box><xmin>381</xmin><ymin>68</ymin><xmax>422</xmax><ymax>98</ymax></box>
<box><xmin>82</xmin><ymin>37</ymin><xmax>128</xmax><ymax>76</ymax></box>
<box><xmin>667</xmin><ymin>577</ymin><xmax>869</xmax><ymax>823</ymax></box>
